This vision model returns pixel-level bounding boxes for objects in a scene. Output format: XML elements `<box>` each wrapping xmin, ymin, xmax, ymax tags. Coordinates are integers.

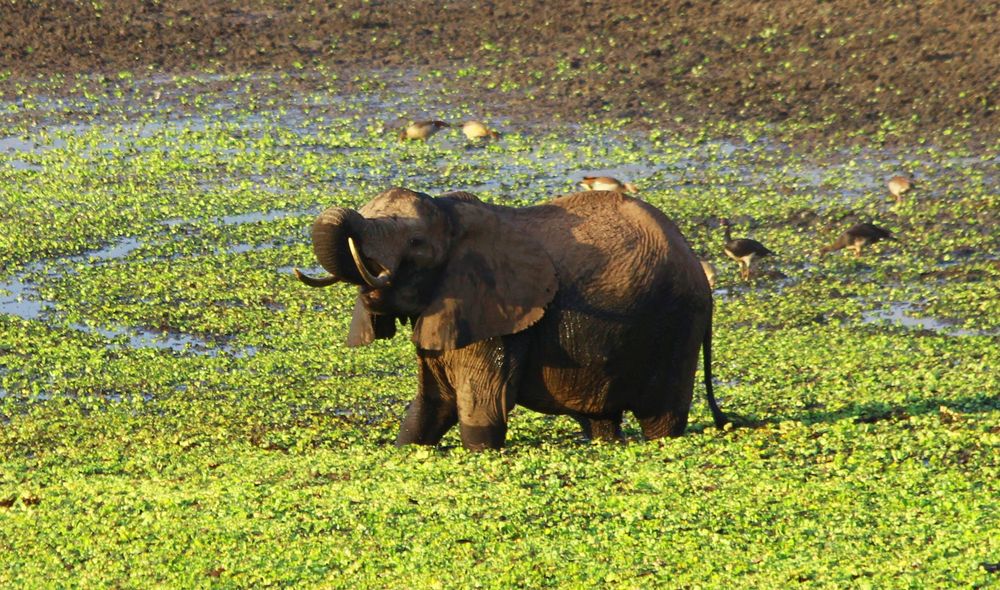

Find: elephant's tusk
<box><xmin>293</xmin><ymin>268</ymin><xmax>339</xmax><ymax>288</ymax></box>
<box><xmin>348</xmin><ymin>237</ymin><xmax>391</xmax><ymax>288</ymax></box>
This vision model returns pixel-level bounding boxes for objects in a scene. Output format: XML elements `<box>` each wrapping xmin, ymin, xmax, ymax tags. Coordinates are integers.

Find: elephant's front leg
<box><xmin>396</xmin><ymin>359</ymin><xmax>458</xmax><ymax>446</ymax></box>
<box><xmin>445</xmin><ymin>337</ymin><xmax>526</xmax><ymax>451</ymax></box>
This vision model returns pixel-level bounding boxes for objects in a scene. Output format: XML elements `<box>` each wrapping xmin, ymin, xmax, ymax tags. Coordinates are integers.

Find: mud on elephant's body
<box><xmin>296</xmin><ymin>188</ymin><xmax>728</xmax><ymax>450</ymax></box>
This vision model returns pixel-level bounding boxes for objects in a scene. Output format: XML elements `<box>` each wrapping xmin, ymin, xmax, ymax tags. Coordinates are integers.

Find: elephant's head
<box><xmin>295</xmin><ymin>187</ymin><xmax>558</xmax><ymax>351</ymax></box>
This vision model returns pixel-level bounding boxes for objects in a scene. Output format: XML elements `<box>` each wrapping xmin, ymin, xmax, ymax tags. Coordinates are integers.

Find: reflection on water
<box><xmin>72</xmin><ymin>322</ymin><xmax>245</xmax><ymax>356</ymax></box>
<box><xmin>0</xmin><ymin>236</ymin><xmax>148</xmax><ymax>322</ymax></box>
<box><xmin>0</xmin><ymin>272</ymin><xmax>45</xmax><ymax>319</ymax></box>
<box><xmin>861</xmin><ymin>302</ymin><xmax>991</xmax><ymax>337</ymax></box>
<box><xmin>0</xmin><ymin>212</ymin><xmax>290</xmax><ymax>355</ymax></box>
<box><xmin>219</xmin><ymin>209</ymin><xmax>303</xmax><ymax>225</ymax></box>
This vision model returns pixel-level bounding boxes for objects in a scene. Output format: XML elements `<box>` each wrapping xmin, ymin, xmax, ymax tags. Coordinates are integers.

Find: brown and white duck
<box><xmin>887</xmin><ymin>175</ymin><xmax>913</xmax><ymax>204</ymax></box>
<box><xmin>579</xmin><ymin>176</ymin><xmax>638</xmax><ymax>194</ymax></box>
<box><xmin>722</xmin><ymin>219</ymin><xmax>776</xmax><ymax>280</ymax></box>
<box><xmin>462</xmin><ymin>120</ymin><xmax>501</xmax><ymax>141</ymax></box>
<box><xmin>819</xmin><ymin>222</ymin><xmax>897</xmax><ymax>258</ymax></box>
<box><xmin>399</xmin><ymin>120</ymin><xmax>449</xmax><ymax>141</ymax></box>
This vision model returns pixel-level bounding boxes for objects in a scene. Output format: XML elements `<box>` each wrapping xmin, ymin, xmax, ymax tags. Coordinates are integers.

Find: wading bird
<box><xmin>819</xmin><ymin>222</ymin><xmax>897</xmax><ymax>258</ymax></box>
<box><xmin>399</xmin><ymin>120</ymin><xmax>449</xmax><ymax>141</ymax></box>
<box><xmin>579</xmin><ymin>176</ymin><xmax>638</xmax><ymax>194</ymax></box>
<box><xmin>722</xmin><ymin>219</ymin><xmax>776</xmax><ymax>280</ymax></box>
<box><xmin>887</xmin><ymin>175</ymin><xmax>913</xmax><ymax>204</ymax></box>
<box><xmin>462</xmin><ymin>120</ymin><xmax>501</xmax><ymax>141</ymax></box>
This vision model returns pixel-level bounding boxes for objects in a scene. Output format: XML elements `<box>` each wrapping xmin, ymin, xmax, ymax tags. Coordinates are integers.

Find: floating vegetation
<box><xmin>0</xmin><ymin>70</ymin><xmax>997</xmax><ymax>588</ymax></box>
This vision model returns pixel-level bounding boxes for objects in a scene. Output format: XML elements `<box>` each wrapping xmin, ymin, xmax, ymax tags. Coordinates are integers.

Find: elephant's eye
<box><xmin>409</xmin><ymin>237</ymin><xmax>425</xmax><ymax>248</ymax></box>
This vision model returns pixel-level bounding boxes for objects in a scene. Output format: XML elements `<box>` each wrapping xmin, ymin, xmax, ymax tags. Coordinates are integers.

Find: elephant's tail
<box><xmin>703</xmin><ymin>313</ymin><xmax>730</xmax><ymax>429</ymax></box>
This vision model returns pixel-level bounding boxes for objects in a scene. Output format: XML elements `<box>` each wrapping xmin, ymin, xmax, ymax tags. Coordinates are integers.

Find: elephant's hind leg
<box><xmin>634</xmin><ymin>368</ymin><xmax>698</xmax><ymax>439</ymax></box>
<box><xmin>574</xmin><ymin>414</ymin><xmax>625</xmax><ymax>442</ymax></box>
<box><xmin>632</xmin><ymin>320</ymin><xmax>702</xmax><ymax>440</ymax></box>
<box><xmin>634</xmin><ymin>371</ymin><xmax>695</xmax><ymax>438</ymax></box>
<box><xmin>636</xmin><ymin>409</ymin><xmax>690</xmax><ymax>439</ymax></box>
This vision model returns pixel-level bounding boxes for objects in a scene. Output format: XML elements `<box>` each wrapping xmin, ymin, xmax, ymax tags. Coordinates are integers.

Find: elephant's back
<box><xmin>512</xmin><ymin>193</ymin><xmax>709</xmax><ymax>417</ymax></box>
<box><xmin>516</xmin><ymin>192</ymin><xmax>709</xmax><ymax>307</ymax></box>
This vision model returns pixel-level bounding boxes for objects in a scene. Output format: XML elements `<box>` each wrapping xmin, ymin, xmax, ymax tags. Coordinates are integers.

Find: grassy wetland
<box><xmin>2</xmin><ymin>2</ymin><xmax>1000</xmax><ymax>588</ymax></box>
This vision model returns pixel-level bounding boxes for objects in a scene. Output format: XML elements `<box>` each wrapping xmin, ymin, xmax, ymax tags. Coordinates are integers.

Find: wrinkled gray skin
<box><xmin>296</xmin><ymin>187</ymin><xmax>728</xmax><ymax>450</ymax></box>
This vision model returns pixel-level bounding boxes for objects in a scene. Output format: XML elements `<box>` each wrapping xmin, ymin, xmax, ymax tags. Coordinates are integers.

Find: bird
<box><xmin>462</xmin><ymin>120</ymin><xmax>501</xmax><ymax>141</ymax></box>
<box><xmin>700</xmin><ymin>260</ymin><xmax>717</xmax><ymax>289</ymax></box>
<box><xmin>398</xmin><ymin>120</ymin><xmax>449</xmax><ymax>141</ymax></box>
<box><xmin>819</xmin><ymin>222</ymin><xmax>897</xmax><ymax>258</ymax></box>
<box><xmin>579</xmin><ymin>176</ymin><xmax>638</xmax><ymax>194</ymax></box>
<box><xmin>887</xmin><ymin>175</ymin><xmax>913</xmax><ymax>204</ymax></box>
<box><xmin>721</xmin><ymin>219</ymin><xmax>776</xmax><ymax>280</ymax></box>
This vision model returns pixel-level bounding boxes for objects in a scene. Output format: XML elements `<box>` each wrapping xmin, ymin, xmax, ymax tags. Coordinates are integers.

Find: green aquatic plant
<box><xmin>0</xmin><ymin>69</ymin><xmax>997</xmax><ymax>587</ymax></box>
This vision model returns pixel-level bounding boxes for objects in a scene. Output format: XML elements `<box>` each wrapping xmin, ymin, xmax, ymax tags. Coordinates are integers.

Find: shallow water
<box><xmin>1</xmin><ymin>70</ymin><xmax>997</xmax><ymax>364</ymax></box>
<box><xmin>0</xmin><ymin>212</ymin><xmax>291</xmax><ymax>355</ymax></box>
<box><xmin>860</xmin><ymin>302</ymin><xmax>990</xmax><ymax>337</ymax></box>
<box><xmin>218</xmin><ymin>209</ymin><xmax>305</xmax><ymax>225</ymax></box>
<box><xmin>75</xmin><ymin>321</ymin><xmax>238</xmax><ymax>355</ymax></box>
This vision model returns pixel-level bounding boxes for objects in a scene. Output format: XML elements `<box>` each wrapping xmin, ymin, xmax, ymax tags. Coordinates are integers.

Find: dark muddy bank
<box><xmin>1</xmin><ymin>1</ymin><xmax>997</xmax><ymax>139</ymax></box>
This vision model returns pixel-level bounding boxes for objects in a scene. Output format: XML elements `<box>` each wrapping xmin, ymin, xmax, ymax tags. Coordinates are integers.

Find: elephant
<box><xmin>295</xmin><ymin>187</ymin><xmax>729</xmax><ymax>450</ymax></box>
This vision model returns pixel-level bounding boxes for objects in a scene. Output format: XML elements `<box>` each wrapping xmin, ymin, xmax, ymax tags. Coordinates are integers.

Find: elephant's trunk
<box><xmin>294</xmin><ymin>206</ymin><xmax>367</xmax><ymax>287</ymax></box>
<box><xmin>293</xmin><ymin>269</ymin><xmax>339</xmax><ymax>287</ymax></box>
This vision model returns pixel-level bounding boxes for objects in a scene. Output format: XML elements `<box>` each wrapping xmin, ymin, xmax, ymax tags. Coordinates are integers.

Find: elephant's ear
<box><xmin>413</xmin><ymin>205</ymin><xmax>557</xmax><ymax>351</ymax></box>
<box><xmin>347</xmin><ymin>298</ymin><xmax>397</xmax><ymax>347</ymax></box>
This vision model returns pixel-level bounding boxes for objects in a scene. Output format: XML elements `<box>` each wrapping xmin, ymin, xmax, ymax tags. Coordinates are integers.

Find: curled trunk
<box><xmin>296</xmin><ymin>206</ymin><xmax>367</xmax><ymax>286</ymax></box>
